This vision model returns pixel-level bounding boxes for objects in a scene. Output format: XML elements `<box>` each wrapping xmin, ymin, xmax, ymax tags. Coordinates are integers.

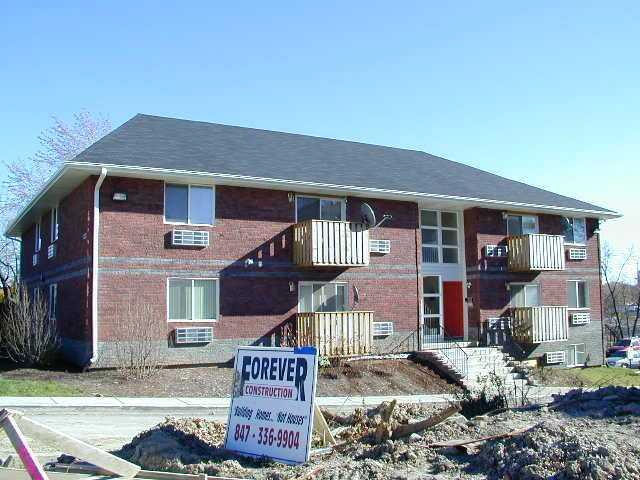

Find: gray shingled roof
<box><xmin>72</xmin><ymin>114</ymin><xmax>613</xmax><ymax>214</ymax></box>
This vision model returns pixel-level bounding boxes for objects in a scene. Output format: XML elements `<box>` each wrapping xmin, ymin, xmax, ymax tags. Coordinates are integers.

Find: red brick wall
<box><xmin>464</xmin><ymin>207</ymin><xmax>603</xmax><ymax>328</ymax></box>
<box><xmin>97</xmin><ymin>178</ymin><xmax>421</xmax><ymax>343</ymax></box>
<box><xmin>20</xmin><ymin>178</ymin><xmax>95</xmax><ymax>344</ymax></box>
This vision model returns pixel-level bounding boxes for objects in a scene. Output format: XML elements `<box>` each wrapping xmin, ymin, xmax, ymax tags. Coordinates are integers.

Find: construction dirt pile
<box><xmin>105</xmin><ymin>387</ymin><xmax>640</xmax><ymax>479</ymax></box>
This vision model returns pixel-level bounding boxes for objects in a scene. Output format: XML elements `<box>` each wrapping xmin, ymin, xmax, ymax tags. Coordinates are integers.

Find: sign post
<box><xmin>224</xmin><ymin>346</ymin><xmax>318</xmax><ymax>464</ymax></box>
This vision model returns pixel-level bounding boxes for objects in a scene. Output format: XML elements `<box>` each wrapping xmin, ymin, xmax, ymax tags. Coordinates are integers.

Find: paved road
<box><xmin>0</xmin><ymin>406</ymin><xmax>228</xmax><ymax>461</ymax></box>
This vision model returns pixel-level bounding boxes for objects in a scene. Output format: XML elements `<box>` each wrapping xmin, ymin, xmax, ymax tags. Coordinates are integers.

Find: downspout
<box><xmin>596</xmin><ymin>227</ymin><xmax>606</xmax><ymax>365</ymax></box>
<box><xmin>89</xmin><ymin>168</ymin><xmax>107</xmax><ymax>366</ymax></box>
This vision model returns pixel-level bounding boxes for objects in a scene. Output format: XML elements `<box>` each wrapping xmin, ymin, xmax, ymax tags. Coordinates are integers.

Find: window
<box><xmin>34</xmin><ymin>221</ymin><xmax>41</xmax><ymax>252</ymax></box>
<box><xmin>568</xmin><ymin>280</ymin><xmax>589</xmax><ymax>309</ymax></box>
<box><xmin>422</xmin><ymin>275</ymin><xmax>442</xmax><ymax>337</ymax></box>
<box><xmin>295</xmin><ymin>196</ymin><xmax>345</xmax><ymax>222</ymax></box>
<box><xmin>50</xmin><ymin>207</ymin><xmax>59</xmax><ymax>242</ymax></box>
<box><xmin>567</xmin><ymin>344</ymin><xmax>586</xmax><ymax>367</ymax></box>
<box><xmin>164</xmin><ymin>184</ymin><xmax>215</xmax><ymax>225</ymax></box>
<box><xmin>507</xmin><ymin>214</ymin><xmax>538</xmax><ymax>236</ymax></box>
<box><xmin>562</xmin><ymin>217</ymin><xmax>586</xmax><ymax>245</ymax></box>
<box><xmin>510</xmin><ymin>284</ymin><xmax>540</xmax><ymax>307</ymax></box>
<box><xmin>48</xmin><ymin>283</ymin><xmax>57</xmax><ymax>320</ymax></box>
<box><xmin>298</xmin><ymin>282</ymin><xmax>347</xmax><ymax>312</ymax></box>
<box><xmin>420</xmin><ymin>210</ymin><xmax>459</xmax><ymax>264</ymax></box>
<box><xmin>168</xmin><ymin>278</ymin><xmax>219</xmax><ymax>321</ymax></box>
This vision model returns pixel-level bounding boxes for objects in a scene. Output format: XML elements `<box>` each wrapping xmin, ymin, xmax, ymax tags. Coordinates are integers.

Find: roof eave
<box><xmin>5</xmin><ymin>161</ymin><xmax>621</xmax><ymax>237</ymax></box>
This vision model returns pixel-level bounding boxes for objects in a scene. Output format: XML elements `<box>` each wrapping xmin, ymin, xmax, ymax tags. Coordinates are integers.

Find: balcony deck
<box><xmin>292</xmin><ymin>219</ymin><xmax>370</xmax><ymax>267</ymax></box>
<box><xmin>512</xmin><ymin>306</ymin><xmax>569</xmax><ymax>343</ymax></box>
<box><xmin>296</xmin><ymin>311</ymin><xmax>374</xmax><ymax>357</ymax></box>
<box><xmin>507</xmin><ymin>234</ymin><xmax>565</xmax><ymax>272</ymax></box>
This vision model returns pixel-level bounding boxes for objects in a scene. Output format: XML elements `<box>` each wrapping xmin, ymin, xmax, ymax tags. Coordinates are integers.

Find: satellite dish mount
<box><xmin>360</xmin><ymin>203</ymin><xmax>392</xmax><ymax>230</ymax></box>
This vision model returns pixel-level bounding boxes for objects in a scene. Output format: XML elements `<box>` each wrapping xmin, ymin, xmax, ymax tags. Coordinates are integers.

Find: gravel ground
<box><xmin>99</xmin><ymin>387</ymin><xmax>640</xmax><ymax>480</ymax></box>
<box><xmin>0</xmin><ymin>359</ymin><xmax>457</xmax><ymax>397</ymax></box>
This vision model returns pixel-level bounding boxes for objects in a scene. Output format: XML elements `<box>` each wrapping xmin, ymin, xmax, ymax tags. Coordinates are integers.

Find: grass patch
<box><xmin>537</xmin><ymin>366</ymin><xmax>640</xmax><ymax>387</ymax></box>
<box><xmin>0</xmin><ymin>377</ymin><xmax>82</xmax><ymax>396</ymax></box>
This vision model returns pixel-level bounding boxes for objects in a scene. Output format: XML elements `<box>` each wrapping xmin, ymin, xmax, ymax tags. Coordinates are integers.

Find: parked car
<box><xmin>606</xmin><ymin>349</ymin><xmax>640</xmax><ymax>368</ymax></box>
<box><xmin>606</xmin><ymin>337</ymin><xmax>640</xmax><ymax>357</ymax></box>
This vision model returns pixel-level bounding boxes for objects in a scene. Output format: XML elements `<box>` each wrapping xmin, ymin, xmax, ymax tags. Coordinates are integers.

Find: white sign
<box><xmin>224</xmin><ymin>346</ymin><xmax>318</xmax><ymax>464</ymax></box>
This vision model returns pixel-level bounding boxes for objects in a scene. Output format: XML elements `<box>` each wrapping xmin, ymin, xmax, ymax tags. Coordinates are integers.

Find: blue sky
<box><xmin>1</xmin><ymin>2</ymin><xmax>637</xmax><ymax>278</ymax></box>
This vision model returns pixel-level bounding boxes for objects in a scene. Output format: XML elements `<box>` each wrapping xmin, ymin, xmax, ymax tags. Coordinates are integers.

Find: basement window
<box><xmin>168</xmin><ymin>278</ymin><xmax>219</xmax><ymax>322</ymax></box>
<box><xmin>298</xmin><ymin>282</ymin><xmax>347</xmax><ymax>312</ymax></box>
<box><xmin>510</xmin><ymin>283</ymin><xmax>540</xmax><ymax>308</ymax></box>
<box><xmin>568</xmin><ymin>280</ymin><xmax>589</xmax><ymax>309</ymax></box>
<box><xmin>165</xmin><ymin>183</ymin><xmax>215</xmax><ymax>226</ymax></box>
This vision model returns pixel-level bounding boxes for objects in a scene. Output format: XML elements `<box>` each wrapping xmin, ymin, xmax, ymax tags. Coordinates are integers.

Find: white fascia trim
<box><xmin>4</xmin><ymin>164</ymin><xmax>70</xmax><ymax>238</ymax></box>
<box><xmin>4</xmin><ymin>160</ymin><xmax>621</xmax><ymax>237</ymax></box>
<box><xmin>66</xmin><ymin>161</ymin><xmax>621</xmax><ymax>219</ymax></box>
<box><xmin>89</xmin><ymin>167</ymin><xmax>107</xmax><ymax>366</ymax></box>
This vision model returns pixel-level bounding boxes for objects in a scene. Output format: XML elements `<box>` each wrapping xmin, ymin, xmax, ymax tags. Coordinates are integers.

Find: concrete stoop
<box><xmin>416</xmin><ymin>346</ymin><xmax>529</xmax><ymax>393</ymax></box>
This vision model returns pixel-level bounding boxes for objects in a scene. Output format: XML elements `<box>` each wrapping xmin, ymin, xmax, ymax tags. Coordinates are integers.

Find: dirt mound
<box><xmin>476</xmin><ymin>421</ymin><xmax>640</xmax><ymax>480</ymax></box>
<box><xmin>550</xmin><ymin>386</ymin><xmax>640</xmax><ymax>417</ymax></box>
<box><xmin>115</xmin><ymin>417</ymin><xmax>257</xmax><ymax>478</ymax></box>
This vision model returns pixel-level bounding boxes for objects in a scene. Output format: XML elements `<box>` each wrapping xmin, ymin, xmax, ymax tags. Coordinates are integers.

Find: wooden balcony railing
<box><xmin>512</xmin><ymin>306</ymin><xmax>569</xmax><ymax>343</ymax></box>
<box><xmin>296</xmin><ymin>311</ymin><xmax>374</xmax><ymax>357</ymax></box>
<box><xmin>507</xmin><ymin>234</ymin><xmax>565</xmax><ymax>272</ymax></box>
<box><xmin>292</xmin><ymin>219</ymin><xmax>370</xmax><ymax>267</ymax></box>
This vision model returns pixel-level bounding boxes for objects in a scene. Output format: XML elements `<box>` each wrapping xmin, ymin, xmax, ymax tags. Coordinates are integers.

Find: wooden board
<box><xmin>12</xmin><ymin>413</ymin><xmax>140</xmax><ymax>478</ymax></box>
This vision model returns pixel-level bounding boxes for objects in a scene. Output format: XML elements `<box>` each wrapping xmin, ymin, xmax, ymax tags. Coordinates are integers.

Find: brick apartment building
<box><xmin>5</xmin><ymin>114</ymin><xmax>619</xmax><ymax>368</ymax></box>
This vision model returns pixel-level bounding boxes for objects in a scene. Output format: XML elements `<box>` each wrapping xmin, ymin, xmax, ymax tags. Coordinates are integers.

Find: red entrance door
<box><xmin>443</xmin><ymin>281</ymin><xmax>464</xmax><ymax>338</ymax></box>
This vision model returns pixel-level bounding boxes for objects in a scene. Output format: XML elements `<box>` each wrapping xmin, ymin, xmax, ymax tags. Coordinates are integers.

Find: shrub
<box><xmin>112</xmin><ymin>302</ymin><xmax>165</xmax><ymax>380</ymax></box>
<box><xmin>0</xmin><ymin>285</ymin><xmax>59</xmax><ymax>366</ymax></box>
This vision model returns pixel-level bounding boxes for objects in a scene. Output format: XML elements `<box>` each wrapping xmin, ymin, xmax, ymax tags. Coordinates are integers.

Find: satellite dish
<box><xmin>361</xmin><ymin>203</ymin><xmax>376</xmax><ymax>229</ymax></box>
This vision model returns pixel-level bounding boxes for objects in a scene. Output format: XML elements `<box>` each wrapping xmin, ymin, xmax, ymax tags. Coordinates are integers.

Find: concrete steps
<box><xmin>416</xmin><ymin>345</ymin><xmax>530</xmax><ymax>392</ymax></box>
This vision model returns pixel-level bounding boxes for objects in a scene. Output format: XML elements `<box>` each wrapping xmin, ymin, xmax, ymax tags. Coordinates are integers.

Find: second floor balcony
<box><xmin>292</xmin><ymin>219</ymin><xmax>370</xmax><ymax>267</ymax></box>
<box><xmin>507</xmin><ymin>234</ymin><xmax>565</xmax><ymax>272</ymax></box>
<box><xmin>512</xmin><ymin>306</ymin><xmax>569</xmax><ymax>343</ymax></box>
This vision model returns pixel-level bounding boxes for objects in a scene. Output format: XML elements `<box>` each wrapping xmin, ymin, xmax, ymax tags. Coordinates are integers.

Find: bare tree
<box><xmin>0</xmin><ymin>112</ymin><xmax>111</xmax><ymax>300</ymax></box>
<box><xmin>601</xmin><ymin>243</ymin><xmax>639</xmax><ymax>339</ymax></box>
<box><xmin>112</xmin><ymin>302</ymin><xmax>165</xmax><ymax>380</ymax></box>
<box><xmin>0</xmin><ymin>285</ymin><xmax>59</xmax><ymax>365</ymax></box>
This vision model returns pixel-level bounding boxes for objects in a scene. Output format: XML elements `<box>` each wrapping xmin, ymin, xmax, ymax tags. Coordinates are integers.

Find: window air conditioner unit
<box><xmin>369</xmin><ymin>239</ymin><xmax>391</xmax><ymax>254</ymax></box>
<box><xmin>485</xmin><ymin>245</ymin><xmax>508</xmax><ymax>257</ymax></box>
<box><xmin>571</xmin><ymin>312</ymin><xmax>590</xmax><ymax>325</ymax></box>
<box><xmin>47</xmin><ymin>244</ymin><xmax>57</xmax><ymax>259</ymax></box>
<box><xmin>545</xmin><ymin>351</ymin><xmax>566</xmax><ymax>364</ymax></box>
<box><xmin>568</xmin><ymin>248</ymin><xmax>587</xmax><ymax>260</ymax></box>
<box><xmin>172</xmin><ymin>230</ymin><xmax>209</xmax><ymax>247</ymax></box>
<box><xmin>373</xmin><ymin>321</ymin><xmax>394</xmax><ymax>337</ymax></box>
<box><xmin>175</xmin><ymin>327</ymin><xmax>214</xmax><ymax>344</ymax></box>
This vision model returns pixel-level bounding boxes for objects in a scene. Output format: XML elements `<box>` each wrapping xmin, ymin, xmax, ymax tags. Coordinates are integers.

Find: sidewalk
<box><xmin>0</xmin><ymin>393</ymin><xmax>456</xmax><ymax>409</ymax></box>
<box><xmin>0</xmin><ymin>386</ymin><xmax>577</xmax><ymax>409</ymax></box>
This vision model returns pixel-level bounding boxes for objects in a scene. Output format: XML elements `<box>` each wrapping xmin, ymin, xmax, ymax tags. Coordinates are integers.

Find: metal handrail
<box><xmin>388</xmin><ymin>328</ymin><xmax>420</xmax><ymax>354</ymax></box>
<box><xmin>421</xmin><ymin>324</ymin><xmax>469</xmax><ymax>379</ymax></box>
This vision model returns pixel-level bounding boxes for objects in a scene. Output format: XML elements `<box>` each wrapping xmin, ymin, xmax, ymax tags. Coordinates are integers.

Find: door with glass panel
<box><xmin>422</xmin><ymin>275</ymin><xmax>443</xmax><ymax>342</ymax></box>
<box><xmin>299</xmin><ymin>282</ymin><xmax>350</xmax><ymax>345</ymax></box>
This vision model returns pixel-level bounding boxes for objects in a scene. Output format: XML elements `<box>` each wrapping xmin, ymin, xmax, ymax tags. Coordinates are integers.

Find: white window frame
<box><xmin>563</xmin><ymin>217</ymin><xmax>586</xmax><ymax>246</ymax></box>
<box><xmin>163</xmin><ymin>183</ymin><xmax>216</xmax><ymax>226</ymax></box>
<box><xmin>422</xmin><ymin>274</ymin><xmax>444</xmax><ymax>337</ymax></box>
<box><xmin>566</xmin><ymin>343</ymin><xmax>586</xmax><ymax>367</ymax></box>
<box><xmin>567</xmin><ymin>280</ymin><xmax>590</xmax><ymax>310</ymax></box>
<box><xmin>509</xmin><ymin>282</ymin><xmax>541</xmax><ymax>308</ymax></box>
<box><xmin>50</xmin><ymin>206</ymin><xmax>59</xmax><ymax>242</ymax></box>
<box><xmin>297</xmin><ymin>281</ymin><xmax>348</xmax><ymax>312</ymax></box>
<box><xmin>34</xmin><ymin>220</ymin><xmax>42</xmax><ymax>253</ymax></box>
<box><xmin>294</xmin><ymin>194</ymin><xmax>346</xmax><ymax>223</ymax></box>
<box><xmin>506</xmin><ymin>214</ymin><xmax>539</xmax><ymax>236</ymax></box>
<box><xmin>420</xmin><ymin>210</ymin><xmax>460</xmax><ymax>264</ymax></box>
<box><xmin>166</xmin><ymin>277</ymin><xmax>220</xmax><ymax>323</ymax></box>
<box><xmin>48</xmin><ymin>283</ymin><xmax>57</xmax><ymax>320</ymax></box>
